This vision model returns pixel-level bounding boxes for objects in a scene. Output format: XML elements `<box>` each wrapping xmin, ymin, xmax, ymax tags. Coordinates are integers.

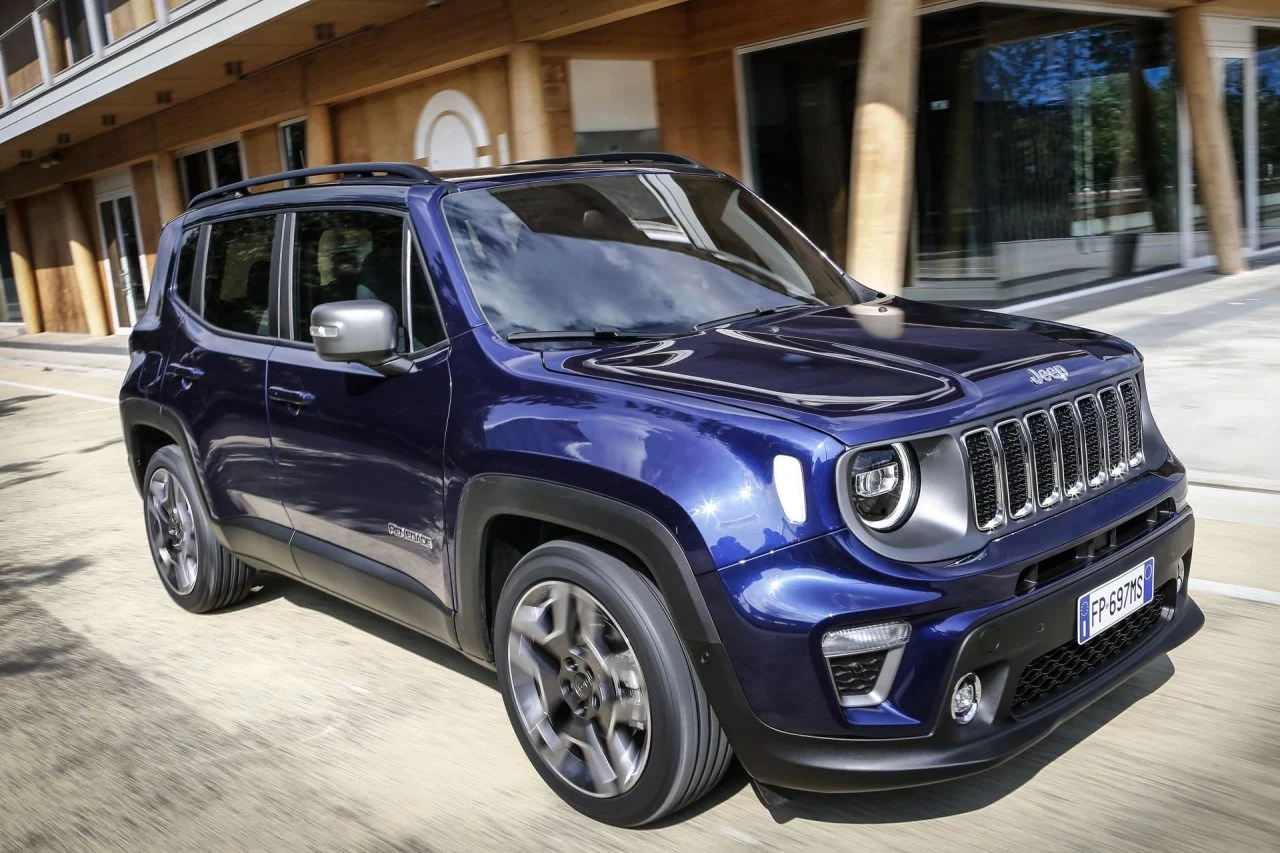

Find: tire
<box><xmin>142</xmin><ymin>445</ymin><xmax>254</xmax><ymax>614</ymax></box>
<box><xmin>494</xmin><ymin>539</ymin><xmax>732</xmax><ymax>826</ymax></box>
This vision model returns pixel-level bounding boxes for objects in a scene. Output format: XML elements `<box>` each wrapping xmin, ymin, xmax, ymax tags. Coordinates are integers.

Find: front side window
<box><xmin>443</xmin><ymin>174</ymin><xmax>864</xmax><ymax>337</ymax></box>
<box><xmin>203</xmin><ymin>216</ymin><xmax>276</xmax><ymax>336</ymax></box>
<box><xmin>292</xmin><ymin>209</ymin><xmax>406</xmax><ymax>347</ymax></box>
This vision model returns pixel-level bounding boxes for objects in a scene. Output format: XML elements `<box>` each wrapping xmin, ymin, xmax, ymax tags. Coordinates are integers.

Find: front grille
<box><xmin>962</xmin><ymin>378</ymin><xmax>1146</xmax><ymax>532</ymax></box>
<box><xmin>829</xmin><ymin>651</ymin><xmax>887</xmax><ymax>698</ymax></box>
<box><xmin>1012</xmin><ymin>585</ymin><xmax>1168</xmax><ymax>714</ymax></box>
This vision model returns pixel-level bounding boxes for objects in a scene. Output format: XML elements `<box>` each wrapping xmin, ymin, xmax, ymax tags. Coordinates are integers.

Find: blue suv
<box><xmin>120</xmin><ymin>155</ymin><xmax>1200</xmax><ymax>826</ymax></box>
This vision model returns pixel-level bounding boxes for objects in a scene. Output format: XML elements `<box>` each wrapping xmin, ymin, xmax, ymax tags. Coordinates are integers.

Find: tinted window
<box><xmin>203</xmin><ymin>216</ymin><xmax>276</xmax><ymax>336</ymax></box>
<box><xmin>172</xmin><ymin>227</ymin><xmax>201</xmax><ymax>306</ymax></box>
<box><xmin>292</xmin><ymin>210</ymin><xmax>406</xmax><ymax>347</ymax></box>
<box><xmin>409</xmin><ymin>251</ymin><xmax>446</xmax><ymax>350</ymax></box>
<box><xmin>443</xmin><ymin>174</ymin><xmax>864</xmax><ymax>337</ymax></box>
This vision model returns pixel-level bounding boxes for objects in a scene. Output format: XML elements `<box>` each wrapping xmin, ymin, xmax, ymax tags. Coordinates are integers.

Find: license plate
<box><xmin>1077</xmin><ymin>558</ymin><xmax>1155</xmax><ymax>645</ymax></box>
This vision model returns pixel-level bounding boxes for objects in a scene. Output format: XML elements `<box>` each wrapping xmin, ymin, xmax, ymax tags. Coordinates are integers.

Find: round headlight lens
<box><xmin>849</xmin><ymin>442</ymin><xmax>918</xmax><ymax>531</ymax></box>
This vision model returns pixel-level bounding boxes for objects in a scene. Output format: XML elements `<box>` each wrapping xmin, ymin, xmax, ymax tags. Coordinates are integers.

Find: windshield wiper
<box><xmin>506</xmin><ymin>327</ymin><xmax>681</xmax><ymax>343</ymax></box>
<box><xmin>694</xmin><ymin>304</ymin><xmax>802</xmax><ymax>331</ymax></box>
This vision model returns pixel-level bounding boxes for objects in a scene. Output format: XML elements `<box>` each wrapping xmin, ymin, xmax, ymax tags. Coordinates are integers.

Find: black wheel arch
<box><xmin>120</xmin><ymin>397</ymin><xmax>215</xmax><ymax>526</ymax></box>
<box><xmin>452</xmin><ymin>474</ymin><xmax>725</xmax><ymax>664</ymax></box>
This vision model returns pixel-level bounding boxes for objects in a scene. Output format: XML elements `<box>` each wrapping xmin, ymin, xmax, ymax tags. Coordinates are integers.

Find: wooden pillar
<box><xmin>1175</xmin><ymin>7</ymin><xmax>1244</xmax><ymax>274</ymax></box>
<box><xmin>154</xmin><ymin>153</ymin><xmax>184</xmax><ymax>224</ymax></box>
<box><xmin>305</xmin><ymin>103</ymin><xmax>335</xmax><ymax>183</ymax></box>
<box><xmin>59</xmin><ymin>185</ymin><xmax>109</xmax><ymax>336</ymax></box>
<box><xmin>508</xmin><ymin>43</ymin><xmax>552</xmax><ymax>162</ymax></box>
<box><xmin>4</xmin><ymin>200</ymin><xmax>43</xmax><ymax>334</ymax></box>
<box><xmin>846</xmin><ymin>0</ymin><xmax>919</xmax><ymax>295</ymax></box>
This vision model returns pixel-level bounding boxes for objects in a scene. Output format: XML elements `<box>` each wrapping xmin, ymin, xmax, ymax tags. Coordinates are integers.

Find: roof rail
<box><xmin>516</xmin><ymin>152</ymin><xmax>707</xmax><ymax>168</ymax></box>
<box><xmin>187</xmin><ymin>162</ymin><xmax>442</xmax><ymax>209</ymax></box>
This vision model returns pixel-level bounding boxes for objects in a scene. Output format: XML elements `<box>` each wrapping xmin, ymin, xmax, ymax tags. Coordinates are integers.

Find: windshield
<box><xmin>443</xmin><ymin>173</ymin><xmax>866</xmax><ymax>337</ymax></box>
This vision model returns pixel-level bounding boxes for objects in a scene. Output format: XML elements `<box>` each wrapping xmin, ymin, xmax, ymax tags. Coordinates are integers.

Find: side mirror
<box><xmin>309</xmin><ymin>300</ymin><xmax>411</xmax><ymax>376</ymax></box>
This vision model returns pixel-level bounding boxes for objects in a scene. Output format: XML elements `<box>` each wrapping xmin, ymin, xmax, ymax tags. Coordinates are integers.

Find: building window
<box><xmin>40</xmin><ymin>0</ymin><xmax>94</xmax><ymax>75</ymax></box>
<box><xmin>1260</xmin><ymin>29</ymin><xmax>1280</xmax><ymax>249</ymax></box>
<box><xmin>279</xmin><ymin>118</ymin><xmax>307</xmax><ymax>184</ymax></box>
<box><xmin>742</xmin><ymin>4</ymin><xmax>1179</xmax><ymax>307</ymax></box>
<box><xmin>179</xmin><ymin>140</ymin><xmax>245</xmax><ymax>202</ymax></box>
<box><xmin>0</xmin><ymin>207</ymin><xmax>23</xmax><ymax>325</ymax></box>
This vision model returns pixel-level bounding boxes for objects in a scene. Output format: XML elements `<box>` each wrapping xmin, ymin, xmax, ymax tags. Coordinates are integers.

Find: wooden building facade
<box><xmin>0</xmin><ymin>0</ymin><xmax>1277</xmax><ymax>335</ymax></box>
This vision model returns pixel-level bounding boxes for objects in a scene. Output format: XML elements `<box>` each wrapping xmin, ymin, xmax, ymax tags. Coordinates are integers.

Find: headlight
<box><xmin>849</xmin><ymin>442</ymin><xmax>918</xmax><ymax>531</ymax></box>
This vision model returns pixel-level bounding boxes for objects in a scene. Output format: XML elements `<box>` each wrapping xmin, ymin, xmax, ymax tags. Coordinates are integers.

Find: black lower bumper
<box><xmin>693</xmin><ymin>511</ymin><xmax>1201</xmax><ymax>794</ymax></box>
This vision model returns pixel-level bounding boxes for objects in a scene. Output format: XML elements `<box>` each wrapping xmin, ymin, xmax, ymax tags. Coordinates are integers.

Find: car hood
<box><xmin>541</xmin><ymin>299</ymin><xmax>1141</xmax><ymax>446</ymax></box>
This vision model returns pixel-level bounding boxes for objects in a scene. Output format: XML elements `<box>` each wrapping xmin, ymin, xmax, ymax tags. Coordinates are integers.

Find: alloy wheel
<box><xmin>505</xmin><ymin>580</ymin><xmax>651</xmax><ymax>798</ymax></box>
<box><xmin>146</xmin><ymin>468</ymin><xmax>199</xmax><ymax>595</ymax></box>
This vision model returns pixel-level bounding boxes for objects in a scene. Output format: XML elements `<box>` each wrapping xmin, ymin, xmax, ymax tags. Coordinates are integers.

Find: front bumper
<box><xmin>691</xmin><ymin>506</ymin><xmax>1200</xmax><ymax>793</ymax></box>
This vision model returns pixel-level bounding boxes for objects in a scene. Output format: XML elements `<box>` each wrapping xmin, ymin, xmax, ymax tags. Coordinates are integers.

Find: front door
<box><xmin>96</xmin><ymin>190</ymin><xmax>149</xmax><ymax>333</ymax></box>
<box><xmin>266</xmin><ymin>207</ymin><xmax>453</xmax><ymax>634</ymax></box>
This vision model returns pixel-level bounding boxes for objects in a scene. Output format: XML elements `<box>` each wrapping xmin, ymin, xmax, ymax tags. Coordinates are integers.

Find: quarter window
<box><xmin>292</xmin><ymin>209</ymin><xmax>407</xmax><ymax>348</ymax></box>
<box><xmin>203</xmin><ymin>216</ymin><xmax>276</xmax><ymax>336</ymax></box>
<box><xmin>409</xmin><ymin>251</ymin><xmax>446</xmax><ymax>350</ymax></box>
<box><xmin>172</xmin><ymin>227</ymin><xmax>201</xmax><ymax>307</ymax></box>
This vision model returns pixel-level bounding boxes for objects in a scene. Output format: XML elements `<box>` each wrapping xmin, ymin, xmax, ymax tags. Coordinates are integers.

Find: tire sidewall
<box><xmin>494</xmin><ymin>541</ymin><xmax>703</xmax><ymax>827</ymax></box>
<box><xmin>142</xmin><ymin>445</ymin><xmax>222</xmax><ymax>611</ymax></box>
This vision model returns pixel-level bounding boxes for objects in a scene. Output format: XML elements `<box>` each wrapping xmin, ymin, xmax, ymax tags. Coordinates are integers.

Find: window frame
<box><xmin>179</xmin><ymin>210</ymin><xmax>286</xmax><ymax>343</ymax></box>
<box><xmin>169</xmin><ymin>223</ymin><xmax>207</xmax><ymax>315</ymax></box>
<box><xmin>278</xmin><ymin>204</ymin><xmax>449</xmax><ymax>359</ymax></box>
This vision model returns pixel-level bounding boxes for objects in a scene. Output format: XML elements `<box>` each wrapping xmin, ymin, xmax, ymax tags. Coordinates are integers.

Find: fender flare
<box><xmin>119</xmin><ymin>397</ymin><xmax>218</xmax><ymax>530</ymax></box>
<box><xmin>452</xmin><ymin>474</ymin><xmax>724</xmax><ymax>662</ymax></box>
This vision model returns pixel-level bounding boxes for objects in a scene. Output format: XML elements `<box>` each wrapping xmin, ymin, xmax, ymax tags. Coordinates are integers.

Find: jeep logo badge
<box><xmin>1027</xmin><ymin>364</ymin><xmax>1070</xmax><ymax>385</ymax></box>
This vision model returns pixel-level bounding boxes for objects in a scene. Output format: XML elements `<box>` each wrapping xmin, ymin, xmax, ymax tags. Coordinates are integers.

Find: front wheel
<box><xmin>494</xmin><ymin>540</ymin><xmax>731</xmax><ymax>826</ymax></box>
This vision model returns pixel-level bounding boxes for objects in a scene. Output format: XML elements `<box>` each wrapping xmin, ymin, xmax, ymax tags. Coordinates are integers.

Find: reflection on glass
<box><xmin>1260</xmin><ymin>31</ymin><xmax>1280</xmax><ymax>248</ymax></box>
<box><xmin>98</xmin><ymin>199</ymin><xmax>132</xmax><ymax>327</ymax></box>
<box><xmin>280</xmin><ymin>121</ymin><xmax>308</xmax><ymax>185</ymax></box>
<box><xmin>40</xmin><ymin>1</ymin><xmax>94</xmax><ymax>74</ymax></box>
<box><xmin>212</xmin><ymin>142</ymin><xmax>244</xmax><ymax>188</ymax></box>
<box><xmin>117</xmin><ymin>198</ymin><xmax>147</xmax><ymax>320</ymax></box>
<box><xmin>913</xmin><ymin>7</ymin><xmax>1178</xmax><ymax>304</ymax></box>
<box><xmin>743</xmin><ymin>30</ymin><xmax>861</xmax><ymax>269</ymax></box>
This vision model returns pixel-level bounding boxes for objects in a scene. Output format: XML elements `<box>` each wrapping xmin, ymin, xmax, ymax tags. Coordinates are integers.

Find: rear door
<box><xmin>163</xmin><ymin>213</ymin><xmax>294</xmax><ymax>571</ymax></box>
<box><xmin>265</xmin><ymin>206</ymin><xmax>453</xmax><ymax>635</ymax></box>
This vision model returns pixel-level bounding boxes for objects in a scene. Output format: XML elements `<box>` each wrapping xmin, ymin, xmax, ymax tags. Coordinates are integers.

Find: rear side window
<box><xmin>203</xmin><ymin>216</ymin><xmax>276</xmax><ymax>336</ymax></box>
<box><xmin>292</xmin><ymin>209</ymin><xmax>405</xmax><ymax>346</ymax></box>
<box><xmin>172</xmin><ymin>227</ymin><xmax>201</xmax><ymax>307</ymax></box>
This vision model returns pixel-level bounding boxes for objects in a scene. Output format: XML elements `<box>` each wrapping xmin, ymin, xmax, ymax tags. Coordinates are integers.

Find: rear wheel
<box><xmin>494</xmin><ymin>540</ymin><xmax>731</xmax><ymax>826</ymax></box>
<box><xmin>143</xmin><ymin>445</ymin><xmax>254</xmax><ymax>613</ymax></box>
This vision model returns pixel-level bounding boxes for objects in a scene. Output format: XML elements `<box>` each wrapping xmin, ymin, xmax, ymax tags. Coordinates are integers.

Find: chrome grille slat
<box><xmin>1050</xmin><ymin>402</ymin><xmax>1086</xmax><ymax>499</ymax></box>
<box><xmin>1118</xmin><ymin>379</ymin><xmax>1144</xmax><ymax>467</ymax></box>
<box><xmin>995</xmin><ymin>420</ymin><xmax>1034</xmax><ymax>520</ymax></box>
<box><xmin>1097</xmin><ymin>387</ymin><xmax>1127</xmax><ymax>478</ymax></box>
<box><xmin>1075</xmin><ymin>394</ymin><xmax>1108</xmax><ymax>487</ymax></box>
<box><xmin>1024</xmin><ymin>411</ymin><xmax>1061</xmax><ymax>507</ymax></box>
<box><xmin>961</xmin><ymin>379</ymin><xmax>1145</xmax><ymax>532</ymax></box>
<box><xmin>962</xmin><ymin>428</ymin><xmax>1005</xmax><ymax>531</ymax></box>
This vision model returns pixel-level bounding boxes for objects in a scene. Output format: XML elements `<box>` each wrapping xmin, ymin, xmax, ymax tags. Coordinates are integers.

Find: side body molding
<box><xmin>452</xmin><ymin>474</ymin><xmax>726</xmax><ymax>664</ymax></box>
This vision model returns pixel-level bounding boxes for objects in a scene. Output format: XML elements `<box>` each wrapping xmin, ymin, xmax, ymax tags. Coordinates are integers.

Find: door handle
<box><xmin>268</xmin><ymin>386</ymin><xmax>315</xmax><ymax>408</ymax></box>
<box><xmin>166</xmin><ymin>363</ymin><xmax>204</xmax><ymax>384</ymax></box>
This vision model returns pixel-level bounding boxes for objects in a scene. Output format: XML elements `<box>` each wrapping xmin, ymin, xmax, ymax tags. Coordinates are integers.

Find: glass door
<box><xmin>96</xmin><ymin>194</ymin><xmax>148</xmax><ymax>332</ymax></box>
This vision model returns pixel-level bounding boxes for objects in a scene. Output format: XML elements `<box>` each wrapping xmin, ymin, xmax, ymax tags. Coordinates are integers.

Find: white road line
<box><xmin>1190</xmin><ymin>579</ymin><xmax>1280</xmax><ymax>607</ymax></box>
<box><xmin>0</xmin><ymin>378</ymin><xmax>116</xmax><ymax>405</ymax></box>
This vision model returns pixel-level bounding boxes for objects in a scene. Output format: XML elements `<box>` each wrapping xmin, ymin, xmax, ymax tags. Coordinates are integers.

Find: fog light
<box><xmin>1175</xmin><ymin>558</ymin><xmax>1185</xmax><ymax>592</ymax></box>
<box><xmin>951</xmin><ymin>672</ymin><xmax>981</xmax><ymax>724</ymax></box>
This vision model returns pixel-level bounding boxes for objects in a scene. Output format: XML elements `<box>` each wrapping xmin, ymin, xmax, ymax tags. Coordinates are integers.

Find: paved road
<box><xmin>2</xmin><ymin>350</ymin><xmax>1279</xmax><ymax>853</ymax></box>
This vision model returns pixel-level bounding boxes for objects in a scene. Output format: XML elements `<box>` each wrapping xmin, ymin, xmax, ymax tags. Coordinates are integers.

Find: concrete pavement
<box><xmin>2</xmin><ymin>274</ymin><xmax>1280</xmax><ymax>850</ymax></box>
